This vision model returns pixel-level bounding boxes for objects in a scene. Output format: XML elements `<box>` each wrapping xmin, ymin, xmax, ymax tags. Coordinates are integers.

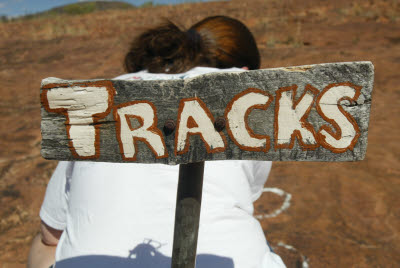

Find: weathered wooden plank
<box><xmin>40</xmin><ymin>61</ymin><xmax>374</xmax><ymax>164</ymax></box>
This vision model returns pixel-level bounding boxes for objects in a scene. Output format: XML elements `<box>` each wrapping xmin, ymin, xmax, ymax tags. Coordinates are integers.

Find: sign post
<box><xmin>172</xmin><ymin>162</ymin><xmax>204</xmax><ymax>268</ymax></box>
<box><xmin>40</xmin><ymin>61</ymin><xmax>374</xmax><ymax>267</ymax></box>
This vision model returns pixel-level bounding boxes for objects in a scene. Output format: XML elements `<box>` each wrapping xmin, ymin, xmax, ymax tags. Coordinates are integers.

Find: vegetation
<box><xmin>48</xmin><ymin>1</ymin><xmax>135</xmax><ymax>15</ymax></box>
<box><xmin>0</xmin><ymin>1</ymin><xmax>217</xmax><ymax>22</ymax></box>
<box><xmin>3</xmin><ymin>1</ymin><xmax>137</xmax><ymax>22</ymax></box>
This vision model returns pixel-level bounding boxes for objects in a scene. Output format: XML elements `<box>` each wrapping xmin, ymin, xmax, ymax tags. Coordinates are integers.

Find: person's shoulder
<box><xmin>187</xmin><ymin>66</ymin><xmax>245</xmax><ymax>74</ymax></box>
<box><xmin>113</xmin><ymin>70</ymin><xmax>148</xmax><ymax>80</ymax></box>
<box><xmin>182</xmin><ymin>66</ymin><xmax>245</xmax><ymax>79</ymax></box>
<box><xmin>113</xmin><ymin>67</ymin><xmax>246</xmax><ymax>81</ymax></box>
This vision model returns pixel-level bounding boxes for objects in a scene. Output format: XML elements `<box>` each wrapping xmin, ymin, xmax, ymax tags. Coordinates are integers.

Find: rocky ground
<box><xmin>0</xmin><ymin>0</ymin><xmax>399</xmax><ymax>267</ymax></box>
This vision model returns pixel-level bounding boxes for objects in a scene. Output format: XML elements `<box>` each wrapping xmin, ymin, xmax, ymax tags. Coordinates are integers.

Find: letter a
<box><xmin>175</xmin><ymin>98</ymin><xmax>226</xmax><ymax>155</ymax></box>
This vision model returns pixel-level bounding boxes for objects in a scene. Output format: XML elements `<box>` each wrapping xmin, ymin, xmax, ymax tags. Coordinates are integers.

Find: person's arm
<box><xmin>27</xmin><ymin>221</ymin><xmax>63</xmax><ymax>268</ymax></box>
<box><xmin>28</xmin><ymin>161</ymin><xmax>72</xmax><ymax>268</ymax></box>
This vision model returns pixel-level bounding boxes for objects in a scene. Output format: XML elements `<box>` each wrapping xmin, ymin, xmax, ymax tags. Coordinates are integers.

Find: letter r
<box><xmin>114</xmin><ymin>101</ymin><xmax>167</xmax><ymax>161</ymax></box>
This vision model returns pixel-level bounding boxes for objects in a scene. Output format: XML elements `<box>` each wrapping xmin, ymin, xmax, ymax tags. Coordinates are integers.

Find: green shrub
<box><xmin>61</xmin><ymin>2</ymin><xmax>97</xmax><ymax>15</ymax></box>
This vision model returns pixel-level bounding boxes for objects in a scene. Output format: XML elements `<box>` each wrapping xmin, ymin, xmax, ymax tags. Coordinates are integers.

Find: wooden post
<box><xmin>171</xmin><ymin>162</ymin><xmax>205</xmax><ymax>268</ymax></box>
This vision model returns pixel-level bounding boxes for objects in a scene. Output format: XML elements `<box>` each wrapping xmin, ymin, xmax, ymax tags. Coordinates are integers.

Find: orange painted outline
<box><xmin>174</xmin><ymin>97</ymin><xmax>227</xmax><ymax>156</ymax></box>
<box><xmin>316</xmin><ymin>82</ymin><xmax>362</xmax><ymax>153</ymax></box>
<box><xmin>224</xmin><ymin>88</ymin><xmax>273</xmax><ymax>153</ymax></box>
<box><xmin>41</xmin><ymin>80</ymin><xmax>116</xmax><ymax>159</ymax></box>
<box><xmin>126</xmin><ymin>114</ymin><xmax>144</xmax><ymax>131</ymax></box>
<box><xmin>113</xmin><ymin>100</ymin><xmax>168</xmax><ymax>161</ymax></box>
<box><xmin>187</xmin><ymin>116</ymin><xmax>199</xmax><ymax>128</ymax></box>
<box><xmin>274</xmin><ymin>84</ymin><xmax>320</xmax><ymax>151</ymax></box>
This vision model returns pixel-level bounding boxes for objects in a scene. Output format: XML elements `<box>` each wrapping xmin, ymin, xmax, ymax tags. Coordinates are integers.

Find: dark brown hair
<box><xmin>124</xmin><ymin>16</ymin><xmax>260</xmax><ymax>74</ymax></box>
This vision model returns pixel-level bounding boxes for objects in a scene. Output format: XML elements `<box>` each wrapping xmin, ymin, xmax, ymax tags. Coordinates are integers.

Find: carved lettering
<box><xmin>41</xmin><ymin>81</ymin><xmax>115</xmax><ymax>159</ymax></box>
<box><xmin>316</xmin><ymin>83</ymin><xmax>362</xmax><ymax>153</ymax></box>
<box><xmin>275</xmin><ymin>85</ymin><xmax>319</xmax><ymax>150</ymax></box>
<box><xmin>225</xmin><ymin>88</ymin><xmax>273</xmax><ymax>152</ymax></box>
<box><xmin>175</xmin><ymin>98</ymin><xmax>226</xmax><ymax>155</ymax></box>
<box><xmin>114</xmin><ymin>101</ymin><xmax>167</xmax><ymax>160</ymax></box>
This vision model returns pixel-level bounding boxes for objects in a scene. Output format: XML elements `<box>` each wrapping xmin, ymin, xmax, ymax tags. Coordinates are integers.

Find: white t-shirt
<box><xmin>40</xmin><ymin>67</ymin><xmax>286</xmax><ymax>268</ymax></box>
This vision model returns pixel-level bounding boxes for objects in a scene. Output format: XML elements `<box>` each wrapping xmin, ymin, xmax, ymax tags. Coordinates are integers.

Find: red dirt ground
<box><xmin>0</xmin><ymin>0</ymin><xmax>399</xmax><ymax>267</ymax></box>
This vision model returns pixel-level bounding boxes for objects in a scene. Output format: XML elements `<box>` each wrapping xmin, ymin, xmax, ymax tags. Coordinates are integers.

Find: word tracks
<box><xmin>40</xmin><ymin>62</ymin><xmax>373</xmax><ymax>164</ymax></box>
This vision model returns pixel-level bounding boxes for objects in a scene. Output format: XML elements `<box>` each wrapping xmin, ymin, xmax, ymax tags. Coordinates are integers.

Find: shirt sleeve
<box><xmin>249</xmin><ymin>161</ymin><xmax>272</xmax><ymax>202</ymax></box>
<box><xmin>39</xmin><ymin>161</ymin><xmax>73</xmax><ymax>230</ymax></box>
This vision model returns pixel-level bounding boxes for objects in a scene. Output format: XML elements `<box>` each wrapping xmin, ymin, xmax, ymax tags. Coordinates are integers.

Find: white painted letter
<box><xmin>275</xmin><ymin>85</ymin><xmax>319</xmax><ymax>149</ymax></box>
<box><xmin>226</xmin><ymin>88</ymin><xmax>272</xmax><ymax>152</ymax></box>
<box><xmin>175</xmin><ymin>98</ymin><xmax>225</xmax><ymax>155</ymax></box>
<box><xmin>317</xmin><ymin>83</ymin><xmax>361</xmax><ymax>153</ymax></box>
<box><xmin>115</xmin><ymin>101</ymin><xmax>167</xmax><ymax>160</ymax></box>
<box><xmin>44</xmin><ymin>85</ymin><xmax>112</xmax><ymax>158</ymax></box>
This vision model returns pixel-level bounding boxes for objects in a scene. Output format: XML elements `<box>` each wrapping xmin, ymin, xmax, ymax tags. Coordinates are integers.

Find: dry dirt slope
<box><xmin>0</xmin><ymin>0</ymin><xmax>399</xmax><ymax>267</ymax></box>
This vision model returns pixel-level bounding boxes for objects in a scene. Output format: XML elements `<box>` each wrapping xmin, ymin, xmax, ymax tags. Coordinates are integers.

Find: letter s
<box><xmin>316</xmin><ymin>83</ymin><xmax>362</xmax><ymax>153</ymax></box>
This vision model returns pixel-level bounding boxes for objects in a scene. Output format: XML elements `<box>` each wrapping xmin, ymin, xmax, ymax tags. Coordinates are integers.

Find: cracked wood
<box><xmin>40</xmin><ymin>61</ymin><xmax>374</xmax><ymax>164</ymax></box>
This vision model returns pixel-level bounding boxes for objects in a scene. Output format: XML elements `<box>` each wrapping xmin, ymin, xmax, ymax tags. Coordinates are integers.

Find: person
<box><xmin>28</xmin><ymin>16</ymin><xmax>286</xmax><ymax>268</ymax></box>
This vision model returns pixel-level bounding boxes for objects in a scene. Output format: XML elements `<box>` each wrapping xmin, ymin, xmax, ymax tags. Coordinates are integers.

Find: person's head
<box><xmin>124</xmin><ymin>15</ymin><xmax>260</xmax><ymax>74</ymax></box>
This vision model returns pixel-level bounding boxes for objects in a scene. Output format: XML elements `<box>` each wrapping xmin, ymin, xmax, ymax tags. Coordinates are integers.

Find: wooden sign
<box><xmin>40</xmin><ymin>61</ymin><xmax>374</xmax><ymax>164</ymax></box>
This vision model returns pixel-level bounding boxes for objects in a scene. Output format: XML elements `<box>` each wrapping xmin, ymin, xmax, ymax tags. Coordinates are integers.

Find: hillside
<box><xmin>41</xmin><ymin>1</ymin><xmax>135</xmax><ymax>15</ymax></box>
<box><xmin>16</xmin><ymin>1</ymin><xmax>136</xmax><ymax>19</ymax></box>
<box><xmin>0</xmin><ymin>0</ymin><xmax>399</xmax><ymax>267</ymax></box>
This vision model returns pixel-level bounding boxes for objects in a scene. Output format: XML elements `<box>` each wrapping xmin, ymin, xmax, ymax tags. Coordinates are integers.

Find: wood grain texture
<box><xmin>40</xmin><ymin>61</ymin><xmax>374</xmax><ymax>164</ymax></box>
